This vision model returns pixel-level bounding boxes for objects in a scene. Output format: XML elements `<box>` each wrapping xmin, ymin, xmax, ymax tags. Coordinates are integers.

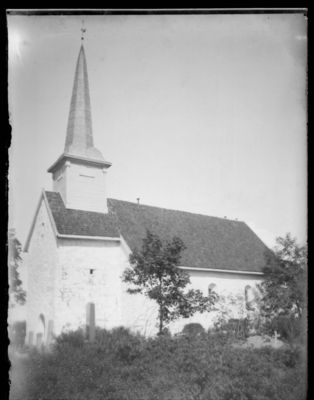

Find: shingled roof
<box><xmin>45</xmin><ymin>191</ymin><xmax>119</xmax><ymax>238</ymax></box>
<box><xmin>107</xmin><ymin>199</ymin><xmax>272</xmax><ymax>273</ymax></box>
<box><xmin>44</xmin><ymin>191</ymin><xmax>272</xmax><ymax>272</ymax></box>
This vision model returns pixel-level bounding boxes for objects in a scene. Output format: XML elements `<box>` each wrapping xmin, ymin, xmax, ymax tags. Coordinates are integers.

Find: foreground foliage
<box><xmin>260</xmin><ymin>234</ymin><xmax>307</xmax><ymax>343</ymax></box>
<box><xmin>8</xmin><ymin>230</ymin><xmax>26</xmax><ymax>305</ymax></box>
<box><xmin>11</xmin><ymin>327</ymin><xmax>307</xmax><ymax>400</ymax></box>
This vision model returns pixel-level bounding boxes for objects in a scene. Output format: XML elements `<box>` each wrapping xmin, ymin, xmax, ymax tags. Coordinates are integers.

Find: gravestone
<box><xmin>86</xmin><ymin>302</ymin><xmax>95</xmax><ymax>342</ymax></box>
<box><xmin>47</xmin><ymin>320</ymin><xmax>54</xmax><ymax>345</ymax></box>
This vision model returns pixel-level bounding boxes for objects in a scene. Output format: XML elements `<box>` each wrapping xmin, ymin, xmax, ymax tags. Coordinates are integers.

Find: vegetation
<box><xmin>10</xmin><ymin>327</ymin><xmax>307</xmax><ymax>400</ymax></box>
<box><xmin>8</xmin><ymin>229</ymin><xmax>26</xmax><ymax>305</ymax></box>
<box><xmin>9</xmin><ymin>232</ymin><xmax>307</xmax><ymax>399</ymax></box>
<box><xmin>123</xmin><ymin>230</ymin><xmax>218</xmax><ymax>334</ymax></box>
<box><xmin>260</xmin><ymin>234</ymin><xmax>307</xmax><ymax>342</ymax></box>
<box><xmin>181</xmin><ymin>322</ymin><xmax>205</xmax><ymax>337</ymax></box>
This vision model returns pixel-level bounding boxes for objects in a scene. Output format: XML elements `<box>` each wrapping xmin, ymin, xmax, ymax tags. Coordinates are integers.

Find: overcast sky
<box><xmin>8</xmin><ymin>12</ymin><xmax>307</xmax><ymax>249</ymax></box>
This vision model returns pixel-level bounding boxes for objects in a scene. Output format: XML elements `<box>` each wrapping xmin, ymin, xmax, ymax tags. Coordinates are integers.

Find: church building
<box><xmin>24</xmin><ymin>43</ymin><xmax>272</xmax><ymax>345</ymax></box>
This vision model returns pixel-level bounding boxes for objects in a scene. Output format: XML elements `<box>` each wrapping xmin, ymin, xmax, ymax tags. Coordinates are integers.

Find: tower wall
<box><xmin>52</xmin><ymin>163</ymin><xmax>67</xmax><ymax>205</ymax></box>
<box><xmin>53</xmin><ymin>161</ymin><xmax>108</xmax><ymax>213</ymax></box>
<box><xmin>54</xmin><ymin>239</ymin><xmax>125</xmax><ymax>334</ymax></box>
<box><xmin>53</xmin><ymin>237</ymin><xmax>159</xmax><ymax>337</ymax></box>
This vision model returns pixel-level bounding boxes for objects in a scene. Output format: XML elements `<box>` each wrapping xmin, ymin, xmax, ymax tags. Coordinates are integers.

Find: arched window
<box><xmin>245</xmin><ymin>285</ymin><xmax>255</xmax><ymax>311</ymax></box>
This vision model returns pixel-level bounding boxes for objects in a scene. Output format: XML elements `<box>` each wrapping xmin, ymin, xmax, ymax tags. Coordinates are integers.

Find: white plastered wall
<box><xmin>55</xmin><ymin>161</ymin><xmax>108</xmax><ymax>213</ymax></box>
<box><xmin>169</xmin><ymin>269</ymin><xmax>263</xmax><ymax>334</ymax></box>
<box><xmin>118</xmin><ymin>237</ymin><xmax>159</xmax><ymax>336</ymax></box>
<box><xmin>55</xmin><ymin>236</ymin><xmax>159</xmax><ymax>337</ymax></box>
<box><xmin>25</xmin><ymin>199</ymin><xmax>58</xmax><ymax>345</ymax></box>
<box><xmin>54</xmin><ymin>238</ymin><xmax>124</xmax><ymax>335</ymax></box>
<box><xmin>25</xmin><ymin>212</ymin><xmax>264</xmax><ymax>341</ymax></box>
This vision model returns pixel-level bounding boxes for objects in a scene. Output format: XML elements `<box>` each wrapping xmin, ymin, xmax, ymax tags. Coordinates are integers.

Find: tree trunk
<box><xmin>158</xmin><ymin>304</ymin><xmax>163</xmax><ymax>335</ymax></box>
<box><xmin>158</xmin><ymin>278</ymin><xmax>164</xmax><ymax>335</ymax></box>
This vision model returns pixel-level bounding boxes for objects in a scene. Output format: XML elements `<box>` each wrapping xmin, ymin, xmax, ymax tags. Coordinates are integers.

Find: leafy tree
<box><xmin>123</xmin><ymin>230</ymin><xmax>218</xmax><ymax>334</ymax></box>
<box><xmin>8</xmin><ymin>229</ymin><xmax>26</xmax><ymax>305</ymax></box>
<box><xmin>260</xmin><ymin>234</ymin><xmax>307</xmax><ymax>340</ymax></box>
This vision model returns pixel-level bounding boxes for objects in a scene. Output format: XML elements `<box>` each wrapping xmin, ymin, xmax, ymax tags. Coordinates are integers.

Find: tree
<box><xmin>259</xmin><ymin>234</ymin><xmax>307</xmax><ymax>340</ymax></box>
<box><xmin>123</xmin><ymin>230</ymin><xmax>218</xmax><ymax>335</ymax></box>
<box><xmin>8</xmin><ymin>229</ymin><xmax>26</xmax><ymax>305</ymax></box>
<box><xmin>260</xmin><ymin>233</ymin><xmax>307</xmax><ymax>319</ymax></box>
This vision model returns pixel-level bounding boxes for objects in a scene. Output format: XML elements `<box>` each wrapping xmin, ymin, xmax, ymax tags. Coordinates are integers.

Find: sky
<box><xmin>8</xmin><ymin>12</ymin><xmax>307</xmax><ymax>250</ymax></box>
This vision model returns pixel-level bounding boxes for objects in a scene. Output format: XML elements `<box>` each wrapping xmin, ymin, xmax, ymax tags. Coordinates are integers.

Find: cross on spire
<box><xmin>47</xmin><ymin>38</ymin><xmax>112</xmax><ymax>209</ymax></box>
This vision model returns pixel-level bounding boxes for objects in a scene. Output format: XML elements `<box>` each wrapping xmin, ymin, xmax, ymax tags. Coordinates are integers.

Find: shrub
<box><xmin>54</xmin><ymin>327</ymin><xmax>86</xmax><ymax>349</ymax></box>
<box><xmin>12</xmin><ymin>327</ymin><xmax>307</xmax><ymax>400</ymax></box>
<box><xmin>265</xmin><ymin>315</ymin><xmax>306</xmax><ymax>344</ymax></box>
<box><xmin>215</xmin><ymin>318</ymin><xmax>249</xmax><ymax>339</ymax></box>
<box><xmin>182</xmin><ymin>323</ymin><xmax>205</xmax><ymax>337</ymax></box>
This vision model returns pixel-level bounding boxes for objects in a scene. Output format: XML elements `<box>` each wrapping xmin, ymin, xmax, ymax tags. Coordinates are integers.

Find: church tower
<box><xmin>47</xmin><ymin>44</ymin><xmax>111</xmax><ymax>213</ymax></box>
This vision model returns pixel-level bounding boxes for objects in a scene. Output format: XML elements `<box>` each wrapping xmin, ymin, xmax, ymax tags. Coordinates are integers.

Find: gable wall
<box><xmin>25</xmin><ymin>200</ymin><xmax>58</xmax><ymax>344</ymax></box>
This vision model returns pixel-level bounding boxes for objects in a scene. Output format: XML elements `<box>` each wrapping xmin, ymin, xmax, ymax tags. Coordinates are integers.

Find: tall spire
<box><xmin>48</xmin><ymin>38</ymin><xmax>111</xmax><ymax>214</ymax></box>
<box><xmin>64</xmin><ymin>44</ymin><xmax>104</xmax><ymax>162</ymax></box>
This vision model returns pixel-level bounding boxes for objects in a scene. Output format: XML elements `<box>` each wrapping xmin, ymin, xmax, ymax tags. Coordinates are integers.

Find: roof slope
<box><xmin>108</xmin><ymin>198</ymin><xmax>273</xmax><ymax>272</ymax></box>
<box><xmin>44</xmin><ymin>191</ymin><xmax>272</xmax><ymax>272</ymax></box>
<box><xmin>45</xmin><ymin>191</ymin><xmax>119</xmax><ymax>237</ymax></box>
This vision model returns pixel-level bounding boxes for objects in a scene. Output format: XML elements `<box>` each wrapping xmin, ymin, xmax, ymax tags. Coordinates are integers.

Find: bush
<box><xmin>55</xmin><ymin>327</ymin><xmax>86</xmax><ymax>348</ymax></box>
<box><xmin>215</xmin><ymin>318</ymin><xmax>249</xmax><ymax>339</ymax></box>
<box><xmin>12</xmin><ymin>328</ymin><xmax>307</xmax><ymax>400</ymax></box>
<box><xmin>182</xmin><ymin>323</ymin><xmax>205</xmax><ymax>337</ymax></box>
<box><xmin>265</xmin><ymin>315</ymin><xmax>306</xmax><ymax>344</ymax></box>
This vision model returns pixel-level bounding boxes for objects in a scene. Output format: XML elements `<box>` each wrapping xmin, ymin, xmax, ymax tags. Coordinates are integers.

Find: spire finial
<box><xmin>81</xmin><ymin>20</ymin><xmax>86</xmax><ymax>42</ymax></box>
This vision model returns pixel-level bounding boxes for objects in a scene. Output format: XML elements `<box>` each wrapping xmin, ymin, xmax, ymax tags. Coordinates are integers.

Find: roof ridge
<box><xmin>46</xmin><ymin>192</ymin><xmax>245</xmax><ymax>224</ymax></box>
<box><xmin>107</xmin><ymin>197</ymin><xmax>244</xmax><ymax>224</ymax></box>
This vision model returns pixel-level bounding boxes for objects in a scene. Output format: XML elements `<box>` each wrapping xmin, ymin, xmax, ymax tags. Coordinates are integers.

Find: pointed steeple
<box><xmin>65</xmin><ymin>44</ymin><xmax>104</xmax><ymax>161</ymax></box>
<box><xmin>48</xmin><ymin>42</ymin><xmax>111</xmax><ymax>214</ymax></box>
